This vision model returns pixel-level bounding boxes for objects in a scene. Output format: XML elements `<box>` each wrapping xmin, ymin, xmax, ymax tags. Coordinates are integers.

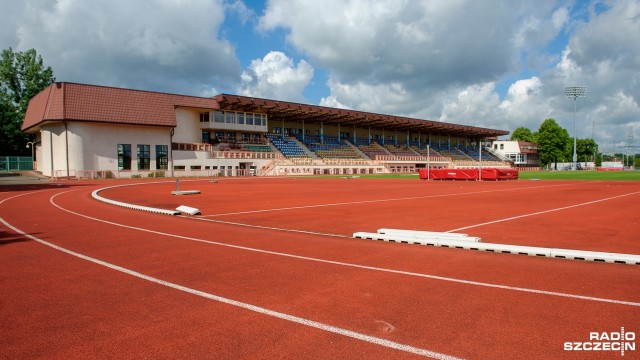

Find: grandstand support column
<box><xmin>418</xmin><ymin>131</ymin><xmax>421</xmax><ymax>147</ymax></box>
<box><xmin>368</xmin><ymin>127</ymin><xmax>371</xmax><ymax>144</ymax></box>
<box><xmin>321</xmin><ymin>122</ymin><xmax>324</xmax><ymax>144</ymax></box>
<box><xmin>302</xmin><ymin>120</ymin><xmax>305</xmax><ymax>142</ymax></box>
<box><xmin>427</xmin><ymin>144</ymin><xmax>430</xmax><ymax>180</ymax></box>
<box><xmin>282</xmin><ymin>119</ymin><xmax>285</xmax><ymax>138</ymax></box>
<box><xmin>406</xmin><ymin>130</ymin><xmax>410</xmax><ymax>146</ymax></box>
<box><xmin>382</xmin><ymin>129</ymin><xmax>385</xmax><ymax>145</ymax></box>
<box><xmin>169</xmin><ymin>128</ymin><xmax>175</xmax><ymax>177</ymax></box>
<box><xmin>478</xmin><ymin>140</ymin><xmax>482</xmax><ymax>181</ymax></box>
<box><xmin>353</xmin><ymin>125</ymin><xmax>356</xmax><ymax>143</ymax></box>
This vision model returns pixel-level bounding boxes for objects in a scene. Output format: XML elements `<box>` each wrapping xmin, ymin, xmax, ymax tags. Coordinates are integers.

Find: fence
<box><xmin>0</xmin><ymin>156</ymin><xmax>34</xmax><ymax>172</ymax></box>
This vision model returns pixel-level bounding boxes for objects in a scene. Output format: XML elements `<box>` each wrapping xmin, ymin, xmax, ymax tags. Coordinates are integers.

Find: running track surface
<box><xmin>1</xmin><ymin>177</ymin><xmax>639</xmax><ymax>359</ymax></box>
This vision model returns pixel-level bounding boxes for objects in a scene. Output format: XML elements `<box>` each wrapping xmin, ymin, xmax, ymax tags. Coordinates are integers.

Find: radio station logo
<box><xmin>564</xmin><ymin>328</ymin><xmax>636</xmax><ymax>356</ymax></box>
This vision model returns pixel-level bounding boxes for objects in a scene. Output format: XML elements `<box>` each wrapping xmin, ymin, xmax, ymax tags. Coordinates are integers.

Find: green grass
<box><xmin>307</xmin><ymin>170</ymin><xmax>640</xmax><ymax>181</ymax></box>
<box><xmin>518</xmin><ymin>170</ymin><xmax>640</xmax><ymax>181</ymax></box>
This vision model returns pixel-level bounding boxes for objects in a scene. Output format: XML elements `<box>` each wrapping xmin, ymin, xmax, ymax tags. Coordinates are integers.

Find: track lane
<box><xmin>2</xmin><ymin>180</ymin><xmax>639</xmax><ymax>359</ymax></box>
<box><xmin>47</xmin><ymin>185</ymin><xmax>640</xmax><ymax>304</ymax></box>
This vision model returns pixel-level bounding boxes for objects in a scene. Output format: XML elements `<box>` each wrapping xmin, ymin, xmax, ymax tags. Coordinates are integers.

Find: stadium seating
<box><xmin>358</xmin><ymin>142</ymin><xmax>388</xmax><ymax>159</ymax></box>
<box><xmin>265</xmin><ymin>134</ymin><xmax>309</xmax><ymax>158</ymax></box>
<box><xmin>296</xmin><ymin>134</ymin><xmax>363</xmax><ymax>160</ymax></box>
<box><xmin>383</xmin><ymin>144</ymin><xmax>416</xmax><ymax>157</ymax></box>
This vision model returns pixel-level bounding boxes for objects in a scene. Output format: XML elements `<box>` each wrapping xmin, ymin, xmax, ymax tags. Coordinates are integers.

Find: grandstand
<box><xmin>22</xmin><ymin>82</ymin><xmax>511</xmax><ymax>178</ymax></box>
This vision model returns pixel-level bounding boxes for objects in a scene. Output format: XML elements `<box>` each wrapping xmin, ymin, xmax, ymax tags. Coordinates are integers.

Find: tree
<box><xmin>510</xmin><ymin>127</ymin><xmax>535</xmax><ymax>142</ymax></box>
<box><xmin>576</xmin><ymin>138</ymin><xmax>598</xmax><ymax>164</ymax></box>
<box><xmin>536</xmin><ymin>118</ymin><xmax>570</xmax><ymax>168</ymax></box>
<box><xmin>0</xmin><ymin>48</ymin><xmax>55</xmax><ymax>156</ymax></box>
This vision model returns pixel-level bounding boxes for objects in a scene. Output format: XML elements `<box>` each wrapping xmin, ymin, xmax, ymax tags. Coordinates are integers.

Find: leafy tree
<box><xmin>510</xmin><ymin>127</ymin><xmax>535</xmax><ymax>142</ymax></box>
<box><xmin>576</xmin><ymin>138</ymin><xmax>598</xmax><ymax>164</ymax></box>
<box><xmin>536</xmin><ymin>118</ymin><xmax>570</xmax><ymax>168</ymax></box>
<box><xmin>0</xmin><ymin>48</ymin><xmax>55</xmax><ymax>156</ymax></box>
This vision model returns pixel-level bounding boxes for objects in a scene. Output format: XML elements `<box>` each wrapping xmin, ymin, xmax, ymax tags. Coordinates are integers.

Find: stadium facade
<box><xmin>22</xmin><ymin>82</ymin><xmax>511</xmax><ymax>178</ymax></box>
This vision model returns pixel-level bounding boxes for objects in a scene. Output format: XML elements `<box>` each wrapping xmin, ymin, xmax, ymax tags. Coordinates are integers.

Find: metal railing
<box><xmin>0</xmin><ymin>156</ymin><xmax>34</xmax><ymax>172</ymax></box>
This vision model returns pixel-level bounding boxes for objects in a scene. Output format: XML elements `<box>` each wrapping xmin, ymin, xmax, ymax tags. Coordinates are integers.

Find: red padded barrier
<box><xmin>421</xmin><ymin>168</ymin><xmax>518</xmax><ymax>180</ymax></box>
<box><xmin>428</xmin><ymin>169</ymin><xmax>478</xmax><ymax>180</ymax></box>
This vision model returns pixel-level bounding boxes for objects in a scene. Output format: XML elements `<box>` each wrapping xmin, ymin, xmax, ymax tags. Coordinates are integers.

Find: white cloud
<box><xmin>237</xmin><ymin>51</ymin><xmax>314</xmax><ymax>102</ymax></box>
<box><xmin>6</xmin><ymin>0</ymin><xmax>240</xmax><ymax>96</ymax></box>
<box><xmin>260</xmin><ymin>0</ymin><xmax>640</xmax><ymax>147</ymax></box>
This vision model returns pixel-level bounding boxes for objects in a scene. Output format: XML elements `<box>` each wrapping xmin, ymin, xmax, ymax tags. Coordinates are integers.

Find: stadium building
<box><xmin>22</xmin><ymin>82</ymin><xmax>511</xmax><ymax>178</ymax></box>
<box><xmin>490</xmin><ymin>140</ymin><xmax>541</xmax><ymax>170</ymax></box>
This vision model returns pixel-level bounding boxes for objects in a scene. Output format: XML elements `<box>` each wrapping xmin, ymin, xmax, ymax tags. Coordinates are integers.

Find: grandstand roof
<box><xmin>23</xmin><ymin>82</ymin><xmax>219</xmax><ymax>132</ymax></box>
<box><xmin>214</xmin><ymin>94</ymin><xmax>509</xmax><ymax>138</ymax></box>
<box><xmin>23</xmin><ymin>82</ymin><xmax>508</xmax><ymax>138</ymax></box>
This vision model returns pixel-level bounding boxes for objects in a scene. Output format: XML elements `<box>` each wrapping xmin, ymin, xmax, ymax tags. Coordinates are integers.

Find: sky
<box><xmin>1</xmin><ymin>0</ymin><xmax>639</xmax><ymax>153</ymax></box>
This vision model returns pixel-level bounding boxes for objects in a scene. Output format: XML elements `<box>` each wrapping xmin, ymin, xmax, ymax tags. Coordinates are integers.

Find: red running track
<box><xmin>1</xmin><ymin>177</ymin><xmax>639</xmax><ymax>359</ymax></box>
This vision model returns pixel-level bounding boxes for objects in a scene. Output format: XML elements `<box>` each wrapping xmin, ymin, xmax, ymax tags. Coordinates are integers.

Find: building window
<box><xmin>156</xmin><ymin>145</ymin><xmax>168</xmax><ymax>170</ymax></box>
<box><xmin>238</xmin><ymin>113</ymin><xmax>245</xmax><ymax>125</ymax></box>
<box><xmin>246</xmin><ymin>113</ymin><xmax>254</xmax><ymax>125</ymax></box>
<box><xmin>213</xmin><ymin>111</ymin><xmax>224</xmax><ymax>123</ymax></box>
<box><xmin>500</xmin><ymin>144</ymin><xmax>504</xmax><ymax>150</ymax></box>
<box><xmin>117</xmin><ymin>144</ymin><xmax>131</xmax><ymax>170</ymax></box>
<box><xmin>137</xmin><ymin>144</ymin><xmax>150</xmax><ymax>170</ymax></box>
<box><xmin>226</xmin><ymin>111</ymin><xmax>236</xmax><ymax>124</ymax></box>
<box><xmin>199</xmin><ymin>112</ymin><xmax>210</xmax><ymax>123</ymax></box>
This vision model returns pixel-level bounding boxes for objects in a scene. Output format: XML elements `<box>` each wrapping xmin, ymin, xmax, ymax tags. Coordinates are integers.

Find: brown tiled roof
<box><xmin>214</xmin><ymin>94</ymin><xmax>509</xmax><ymax>137</ymax></box>
<box><xmin>22</xmin><ymin>82</ymin><xmax>220</xmax><ymax>131</ymax></box>
<box><xmin>23</xmin><ymin>82</ymin><xmax>509</xmax><ymax>138</ymax></box>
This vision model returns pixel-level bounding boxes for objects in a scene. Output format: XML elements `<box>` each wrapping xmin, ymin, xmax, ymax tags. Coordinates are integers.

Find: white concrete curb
<box><xmin>91</xmin><ymin>181</ymin><xmax>181</xmax><ymax>216</ymax></box>
<box><xmin>353</xmin><ymin>231</ymin><xmax>640</xmax><ymax>265</ymax></box>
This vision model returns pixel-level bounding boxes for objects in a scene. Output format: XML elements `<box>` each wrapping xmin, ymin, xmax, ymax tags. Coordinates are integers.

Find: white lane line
<box><xmin>0</xmin><ymin>200</ymin><xmax>460</xmax><ymax>360</ymax></box>
<box><xmin>446</xmin><ymin>191</ymin><xmax>640</xmax><ymax>233</ymax></box>
<box><xmin>201</xmin><ymin>182</ymin><xmax>581</xmax><ymax>217</ymax></box>
<box><xmin>46</xmin><ymin>190</ymin><xmax>640</xmax><ymax>308</ymax></box>
<box><xmin>194</xmin><ymin>216</ymin><xmax>350</xmax><ymax>238</ymax></box>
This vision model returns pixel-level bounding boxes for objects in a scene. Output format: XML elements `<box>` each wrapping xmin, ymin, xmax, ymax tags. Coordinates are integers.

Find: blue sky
<box><xmin>1</xmin><ymin>0</ymin><xmax>639</xmax><ymax>150</ymax></box>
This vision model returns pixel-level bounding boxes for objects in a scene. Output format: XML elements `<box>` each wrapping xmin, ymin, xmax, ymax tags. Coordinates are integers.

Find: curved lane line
<box><xmin>46</xmin><ymin>190</ymin><xmax>640</xmax><ymax>308</ymax></box>
<box><xmin>0</xmin><ymin>190</ymin><xmax>460</xmax><ymax>360</ymax></box>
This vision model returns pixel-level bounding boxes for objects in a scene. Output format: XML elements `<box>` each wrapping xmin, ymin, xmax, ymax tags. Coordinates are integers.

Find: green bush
<box><xmin>148</xmin><ymin>170</ymin><xmax>165</xmax><ymax>178</ymax></box>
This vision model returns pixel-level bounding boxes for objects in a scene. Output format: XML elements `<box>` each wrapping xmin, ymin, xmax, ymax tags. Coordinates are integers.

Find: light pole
<box><xmin>26</xmin><ymin>141</ymin><xmax>35</xmax><ymax>170</ymax></box>
<box><xmin>565</xmin><ymin>86</ymin><xmax>587</xmax><ymax>170</ymax></box>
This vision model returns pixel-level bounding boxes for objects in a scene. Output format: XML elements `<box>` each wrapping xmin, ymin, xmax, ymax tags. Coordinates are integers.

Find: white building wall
<box><xmin>78</xmin><ymin>122</ymin><xmax>171</xmax><ymax>171</ymax></box>
<box><xmin>38</xmin><ymin>122</ymin><xmax>69</xmax><ymax>177</ymax></box>
<box><xmin>173</xmin><ymin>108</ymin><xmax>201</xmax><ymax>143</ymax></box>
<box><xmin>491</xmin><ymin>141</ymin><xmax>521</xmax><ymax>154</ymax></box>
<box><xmin>38</xmin><ymin>121</ymin><xmax>172</xmax><ymax>176</ymax></box>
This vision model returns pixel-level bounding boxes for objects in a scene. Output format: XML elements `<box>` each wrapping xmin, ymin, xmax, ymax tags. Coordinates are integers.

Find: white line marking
<box><xmin>42</xmin><ymin>190</ymin><xmax>640</xmax><ymax>308</ymax></box>
<box><xmin>201</xmin><ymin>182</ymin><xmax>581</xmax><ymax>217</ymax></box>
<box><xmin>446</xmin><ymin>191</ymin><xmax>640</xmax><ymax>233</ymax></box>
<box><xmin>194</xmin><ymin>216</ymin><xmax>350</xmax><ymax>237</ymax></box>
<box><xmin>0</xmin><ymin>197</ymin><xmax>460</xmax><ymax>360</ymax></box>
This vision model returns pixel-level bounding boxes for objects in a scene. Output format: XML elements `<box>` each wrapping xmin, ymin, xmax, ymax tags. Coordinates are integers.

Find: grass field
<box><xmin>323</xmin><ymin>170</ymin><xmax>640</xmax><ymax>180</ymax></box>
<box><xmin>518</xmin><ymin>170</ymin><xmax>640</xmax><ymax>180</ymax></box>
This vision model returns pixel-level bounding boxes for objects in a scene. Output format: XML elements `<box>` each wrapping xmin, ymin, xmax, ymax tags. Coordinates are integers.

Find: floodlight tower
<box><xmin>565</xmin><ymin>86</ymin><xmax>587</xmax><ymax>170</ymax></box>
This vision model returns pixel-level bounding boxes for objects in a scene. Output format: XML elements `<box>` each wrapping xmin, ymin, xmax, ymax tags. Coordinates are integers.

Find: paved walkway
<box><xmin>0</xmin><ymin>172</ymin><xmax>50</xmax><ymax>185</ymax></box>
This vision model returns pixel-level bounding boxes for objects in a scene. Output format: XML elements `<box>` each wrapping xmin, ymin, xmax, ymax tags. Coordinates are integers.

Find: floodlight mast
<box><xmin>565</xmin><ymin>86</ymin><xmax>587</xmax><ymax>170</ymax></box>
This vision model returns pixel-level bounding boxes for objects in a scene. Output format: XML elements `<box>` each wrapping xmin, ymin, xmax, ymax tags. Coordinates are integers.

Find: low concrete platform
<box><xmin>171</xmin><ymin>190</ymin><xmax>201</xmax><ymax>195</ymax></box>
